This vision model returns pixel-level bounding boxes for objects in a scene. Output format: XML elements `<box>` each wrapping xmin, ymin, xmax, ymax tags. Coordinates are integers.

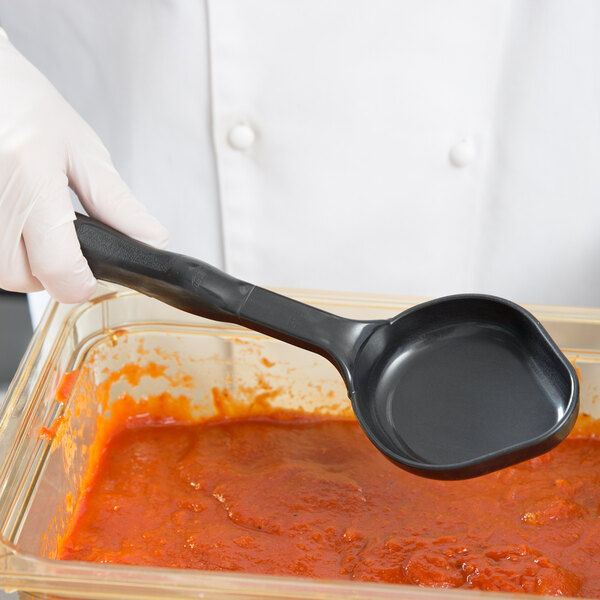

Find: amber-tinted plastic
<box><xmin>0</xmin><ymin>285</ymin><xmax>597</xmax><ymax>599</ymax></box>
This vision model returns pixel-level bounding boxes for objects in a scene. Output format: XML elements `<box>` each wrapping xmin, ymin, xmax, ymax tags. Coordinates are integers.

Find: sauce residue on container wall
<box><xmin>56</xmin><ymin>383</ymin><xmax>600</xmax><ymax>597</ymax></box>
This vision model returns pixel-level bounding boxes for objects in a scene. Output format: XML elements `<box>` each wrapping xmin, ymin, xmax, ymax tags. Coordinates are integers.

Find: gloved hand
<box><xmin>0</xmin><ymin>29</ymin><xmax>169</xmax><ymax>303</ymax></box>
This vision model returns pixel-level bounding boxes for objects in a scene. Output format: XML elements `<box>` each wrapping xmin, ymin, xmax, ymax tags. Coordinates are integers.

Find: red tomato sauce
<box><xmin>59</xmin><ymin>416</ymin><xmax>600</xmax><ymax>596</ymax></box>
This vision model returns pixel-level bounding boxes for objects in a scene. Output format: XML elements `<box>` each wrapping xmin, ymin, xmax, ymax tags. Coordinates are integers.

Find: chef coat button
<box><xmin>449</xmin><ymin>138</ymin><xmax>476</xmax><ymax>167</ymax></box>
<box><xmin>228</xmin><ymin>123</ymin><xmax>256</xmax><ymax>150</ymax></box>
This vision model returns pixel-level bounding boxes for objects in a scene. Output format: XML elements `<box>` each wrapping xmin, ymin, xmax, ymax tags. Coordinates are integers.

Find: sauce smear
<box><xmin>60</xmin><ymin>416</ymin><xmax>600</xmax><ymax>596</ymax></box>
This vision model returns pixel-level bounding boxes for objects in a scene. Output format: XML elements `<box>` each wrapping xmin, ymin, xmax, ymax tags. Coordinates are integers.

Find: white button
<box><xmin>449</xmin><ymin>138</ymin><xmax>476</xmax><ymax>167</ymax></box>
<box><xmin>228</xmin><ymin>123</ymin><xmax>256</xmax><ymax>150</ymax></box>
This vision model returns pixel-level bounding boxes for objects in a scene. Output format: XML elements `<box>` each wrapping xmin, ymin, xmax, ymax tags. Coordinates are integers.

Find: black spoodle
<box><xmin>74</xmin><ymin>213</ymin><xmax>579</xmax><ymax>480</ymax></box>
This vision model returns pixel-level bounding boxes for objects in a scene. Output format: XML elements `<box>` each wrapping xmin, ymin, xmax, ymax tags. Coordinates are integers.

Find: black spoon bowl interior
<box><xmin>350</xmin><ymin>296</ymin><xmax>579</xmax><ymax>479</ymax></box>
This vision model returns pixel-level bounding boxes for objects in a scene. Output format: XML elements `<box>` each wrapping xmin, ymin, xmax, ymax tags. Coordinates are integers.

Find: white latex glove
<box><xmin>0</xmin><ymin>29</ymin><xmax>169</xmax><ymax>303</ymax></box>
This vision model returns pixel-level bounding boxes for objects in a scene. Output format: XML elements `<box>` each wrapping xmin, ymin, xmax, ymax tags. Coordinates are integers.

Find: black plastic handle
<box><xmin>74</xmin><ymin>213</ymin><xmax>376</xmax><ymax>389</ymax></box>
<box><xmin>75</xmin><ymin>213</ymin><xmax>252</xmax><ymax>323</ymax></box>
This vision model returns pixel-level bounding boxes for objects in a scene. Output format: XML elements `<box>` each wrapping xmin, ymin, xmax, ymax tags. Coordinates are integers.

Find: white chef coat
<box><xmin>1</xmin><ymin>0</ymin><xmax>600</xmax><ymax>310</ymax></box>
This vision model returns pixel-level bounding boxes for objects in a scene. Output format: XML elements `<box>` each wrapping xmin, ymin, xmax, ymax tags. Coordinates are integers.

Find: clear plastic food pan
<box><xmin>1</xmin><ymin>284</ymin><xmax>600</xmax><ymax>600</ymax></box>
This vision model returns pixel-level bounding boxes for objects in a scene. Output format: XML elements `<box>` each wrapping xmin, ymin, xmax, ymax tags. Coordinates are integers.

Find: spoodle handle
<box><xmin>74</xmin><ymin>213</ymin><xmax>372</xmax><ymax>388</ymax></box>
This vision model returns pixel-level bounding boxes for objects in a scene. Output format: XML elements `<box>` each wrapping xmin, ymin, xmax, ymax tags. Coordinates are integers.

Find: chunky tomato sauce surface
<box><xmin>59</xmin><ymin>416</ymin><xmax>600</xmax><ymax>596</ymax></box>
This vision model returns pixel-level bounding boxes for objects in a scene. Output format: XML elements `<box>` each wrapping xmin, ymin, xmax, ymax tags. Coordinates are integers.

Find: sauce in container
<box><xmin>59</xmin><ymin>400</ymin><xmax>600</xmax><ymax>597</ymax></box>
